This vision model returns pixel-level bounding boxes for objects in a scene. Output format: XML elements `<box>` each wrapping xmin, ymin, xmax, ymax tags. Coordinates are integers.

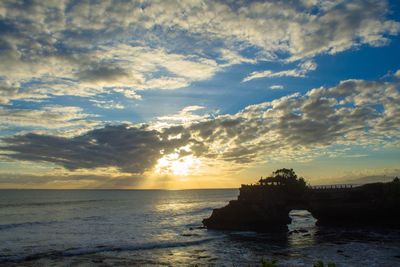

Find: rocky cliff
<box><xmin>203</xmin><ymin>178</ymin><xmax>400</xmax><ymax>232</ymax></box>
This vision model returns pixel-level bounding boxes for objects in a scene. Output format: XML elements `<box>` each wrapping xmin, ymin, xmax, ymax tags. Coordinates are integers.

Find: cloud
<box><xmin>243</xmin><ymin>60</ymin><xmax>317</xmax><ymax>82</ymax></box>
<box><xmin>154</xmin><ymin>105</ymin><xmax>208</xmax><ymax>128</ymax></box>
<box><xmin>0</xmin><ymin>105</ymin><xmax>96</xmax><ymax>129</ymax></box>
<box><xmin>130</xmin><ymin>0</ymin><xmax>399</xmax><ymax>60</ymax></box>
<box><xmin>148</xmin><ymin>0</ymin><xmax>398</xmax><ymax>60</ymax></box>
<box><xmin>2</xmin><ymin>78</ymin><xmax>399</xmax><ymax>173</ymax></box>
<box><xmin>0</xmin><ymin>172</ymin><xmax>142</xmax><ymax>188</ymax></box>
<box><xmin>1</xmin><ymin>124</ymin><xmax>203</xmax><ymax>174</ymax></box>
<box><xmin>270</xmin><ymin>85</ymin><xmax>284</xmax><ymax>90</ymax></box>
<box><xmin>0</xmin><ymin>0</ymin><xmax>398</xmax><ymax>104</ymax></box>
<box><xmin>0</xmin><ymin>80</ymin><xmax>20</xmax><ymax>104</ymax></box>
<box><xmin>90</xmin><ymin>99</ymin><xmax>124</xmax><ymax>110</ymax></box>
<box><xmin>0</xmin><ymin>79</ymin><xmax>49</xmax><ymax>104</ymax></box>
<box><xmin>219</xmin><ymin>49</ymin><xmax>257</xmax><ymax>66</ymax></box>
<box><xmin>113</xmin><ymin>88</ymin><xmax>142</xmax><ymax>100</ymax></box>
<box><xmin>78</xmin><ymin>64</ymin><xmax>130</xmax><ymax>84</ymax></box>
<box><xmin>0</xmin><ymin>43</ymin><xmax>224</xmax><ymax>103</ymax></box>
<box><xmin>83</xmin><ymin>45</ymin><xmax>221</xmax><ymax>90</ymax></box>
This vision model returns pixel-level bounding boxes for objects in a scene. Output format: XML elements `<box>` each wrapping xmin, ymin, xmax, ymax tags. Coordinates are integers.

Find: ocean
<box><xmin>0</xmin><ymin>189</ymin><xmax>399</xmax><ymax>266</ymax></box>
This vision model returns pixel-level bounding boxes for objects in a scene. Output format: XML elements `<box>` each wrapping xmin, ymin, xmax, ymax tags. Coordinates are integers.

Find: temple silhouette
<box><xmin>203</xmin><ymin>169</ymin><xmax>400</xmax><ymax>231</ymax></box>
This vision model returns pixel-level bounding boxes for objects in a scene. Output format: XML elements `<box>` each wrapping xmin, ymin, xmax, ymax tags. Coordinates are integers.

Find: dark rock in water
<box><xmin>202</xmin><ymin>199</ymin><xmax>291</xmax><ymax>232</ymax></box>
<box><xmin>182</xmin><ymin>233</ymin><xmax>200</xmax><ymax>237</ymax></box>
<box><xmin>182</xmin><ymin>233</ymin><xmax>192</xmax><ymax>237</ymax></box>
<box><xmin>203</xmin><ymin>169</ymin><xmax>400</xmax><ymax>232</ymax></box>
<box><xmin>289</xmin><ymin>229</ymin><xmax>308</xmax><ymax>234</ymax></box>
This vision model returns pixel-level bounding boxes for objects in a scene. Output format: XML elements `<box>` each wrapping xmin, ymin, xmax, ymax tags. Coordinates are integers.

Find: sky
<box><xmin>0</xmin><ymin>0</ymin><xmax>399</xmax><ymax>189</ymax></box>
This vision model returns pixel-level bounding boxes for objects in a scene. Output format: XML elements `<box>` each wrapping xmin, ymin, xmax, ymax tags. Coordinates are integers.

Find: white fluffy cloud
<box><xmin>154</xmin><ymin>106</ymin><xmax>208</xmax><ymax>129</ymax></box>
<box><xmin>0</xmin><ymin>0</ymin><xmax>398</xmax><ymax>104</ymax></box>
<box><xmin>90</xmin><ymin>100</ymin><xmax>125</xmax><ymax>110</ymax></box>
<box><xmin>243</xmin><ymin>61</ymin><xmax>317</xmax><ymax>82</ymax></box>
<box><xmin>0</xmin><ymin>44</ymin><xmax>224</xmax><ymax>103</ymax></box>
<box><xmin>270</xmin><ymin>85</ymin><xmax>284</xmax><ymax>90</ymax></box>
<box><xmin>0</xmin><ymin>105</ymin><xmax>99</xmax><ymax>137</ymax></box>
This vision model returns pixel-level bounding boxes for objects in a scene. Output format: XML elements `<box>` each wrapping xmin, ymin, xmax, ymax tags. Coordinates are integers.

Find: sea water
<box><xmin>0</xmin><ymin>189</ymin><xmax>399</xmax><ymax>266</ymax></box>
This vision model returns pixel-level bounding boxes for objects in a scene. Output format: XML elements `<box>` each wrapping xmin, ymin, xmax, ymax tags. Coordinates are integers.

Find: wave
<box><xmin>0</xmin><ymin>220</ymin><xmax>59</xmax><ymax>231</ymax></box>
<box><xmin>0</xmin><ymin>237</ymin><xmax>217</xmax><ymax>263</ymax></box>
<box><xmin>0</xmin><ymin>215</ymin><xmax>111</xmax><ymax>231</ymax></box>
<box><xmin>0</xmin><ymin>199</ymin><xmax>107</xmax><ymax>209</ymax></box>
<box><xmin>183</xmin><ymin>206</ymin><xmax>214</xmax><ymax>216</ymax></box>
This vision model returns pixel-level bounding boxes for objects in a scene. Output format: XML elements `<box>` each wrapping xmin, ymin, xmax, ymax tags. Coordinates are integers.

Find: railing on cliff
<box><xmin>309</xmin><ymin>184</ymin><xmax>362</xmax><ymax>190</ymax></box>
<box><xmin>240</xmin><ymin>183</ymin><xmax>363</xmax><ymax>191</ymax></box>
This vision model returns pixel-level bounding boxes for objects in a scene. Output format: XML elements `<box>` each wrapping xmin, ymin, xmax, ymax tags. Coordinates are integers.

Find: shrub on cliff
<box><xmin>258</xmin><ymin>168</ymin><xmax>307</xmax><ymax>194</ymax></box>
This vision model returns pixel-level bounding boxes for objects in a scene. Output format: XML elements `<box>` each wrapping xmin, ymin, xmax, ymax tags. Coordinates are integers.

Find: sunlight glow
<box><xmin>155</xmin><ymin>153</ymin><xmax>201</xmax><ymax>176</ymax></box>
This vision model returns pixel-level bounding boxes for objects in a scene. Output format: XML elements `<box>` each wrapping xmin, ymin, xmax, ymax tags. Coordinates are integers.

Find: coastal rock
<box><xmin>202</xmin><ymin>199</ymin><xmax>290</xmax><ymax>232</ymax></box>
<box><xmin>203</xmin><ymin>169</ymin><xmax>400</xmax><ymax>231</ymax></box>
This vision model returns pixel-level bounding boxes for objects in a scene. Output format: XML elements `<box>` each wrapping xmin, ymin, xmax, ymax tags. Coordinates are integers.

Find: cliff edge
<box><xmin>203</xmin><ymin>169</ymin><xmax>400</xmax><ymax>232</ymax></box>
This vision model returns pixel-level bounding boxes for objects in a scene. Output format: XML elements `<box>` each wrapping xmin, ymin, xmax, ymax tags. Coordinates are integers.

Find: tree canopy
<box><xmin>258</xmin><ymin>168</ymin><xmax>307</xmax><ymax>190</ymax></box>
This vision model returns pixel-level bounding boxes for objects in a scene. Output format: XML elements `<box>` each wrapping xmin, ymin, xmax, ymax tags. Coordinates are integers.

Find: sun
<box><xmin>155</xmin><ymin>153</ymin><xmax>201</xmax><ymax>176</ymax></box>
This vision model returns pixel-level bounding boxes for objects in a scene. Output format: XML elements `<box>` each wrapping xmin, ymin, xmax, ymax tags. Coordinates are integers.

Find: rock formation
<box><xmin>203</xmin><ymin>169</ymin><xmax>400</xmax><ymax>231</ymax></box>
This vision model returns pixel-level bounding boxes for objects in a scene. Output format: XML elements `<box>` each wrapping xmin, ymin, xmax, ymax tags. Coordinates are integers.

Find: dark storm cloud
<box><xmin>1</xmin><ymin>124</ymin><xmax>202</xmax><ymax>174</ymax></box>
<box><xmin>77</xmin><ymin>63</ymin><xmax>130</xmax><ymax>83</ymax></box>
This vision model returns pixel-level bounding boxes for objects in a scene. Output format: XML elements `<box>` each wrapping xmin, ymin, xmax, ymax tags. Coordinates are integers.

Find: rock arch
<box><xmin>203</xmin><ymin>180</ymin><xmax>400</xmax><ymax>231</ymax></box>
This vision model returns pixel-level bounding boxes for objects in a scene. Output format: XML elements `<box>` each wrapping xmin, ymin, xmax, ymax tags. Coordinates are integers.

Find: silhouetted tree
<box><xmin>258</xmin><ymin>168</ymin><xmax>307</xmax><ymax>192</ymax></box>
